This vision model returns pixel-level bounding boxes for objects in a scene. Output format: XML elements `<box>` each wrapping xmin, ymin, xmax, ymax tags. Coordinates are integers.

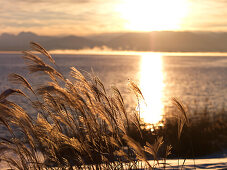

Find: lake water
<box><xmin>1</xmin><ymin>52</ymin><xmax>227</xmax><ymax>125</ymax></box>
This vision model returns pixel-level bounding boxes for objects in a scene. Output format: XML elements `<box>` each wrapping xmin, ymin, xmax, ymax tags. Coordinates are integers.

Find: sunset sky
<box><xmin>1</xmin><ymin>0</ymin><xmax>227</xmax><ymax>36</ymax></box>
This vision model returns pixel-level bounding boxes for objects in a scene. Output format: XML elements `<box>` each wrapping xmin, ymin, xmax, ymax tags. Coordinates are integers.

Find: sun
<box><xmin>116</xmin><ymin>0</ymin><xmax>188</xmax><ymax>31</ymax></box>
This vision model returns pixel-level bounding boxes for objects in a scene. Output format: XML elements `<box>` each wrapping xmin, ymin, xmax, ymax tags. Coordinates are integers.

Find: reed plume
<box><xmin>0</xmin><ymin>42</ymin><xmax>180</xmax><ymax>169</ymax></box>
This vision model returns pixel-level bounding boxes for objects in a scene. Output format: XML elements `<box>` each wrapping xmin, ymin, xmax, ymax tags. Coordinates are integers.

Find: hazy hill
<box><xmin>0</xmin><ymin>32</ymin><xmax>101</xmax><ymax>51</ymax></box>
<box><xmin>86</xmin><ymin>32</ymin><xmax>125</xmax><ymax>42</ymax></box>
<box><xmin>1</xmin><ymin>31</ymin><xmax>227</xmax><ymax>52</ymax></box>
<box><xmin>105</xmin><ymin>31</ymin><xmax>227</xmax><ymax>52</ymax></box>
<box><xmin>0</xmin><ymin>32</ymin><xmax>48</xmax><ymax>51</ymax></box>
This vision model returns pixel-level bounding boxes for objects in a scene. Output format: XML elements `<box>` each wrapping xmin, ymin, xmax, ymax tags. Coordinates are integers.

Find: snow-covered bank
<box><xmin>1</xmin><ymin>156</ymin><xmax>227</xmax><ymax>169</ymax></box>
<box><xmin>160</xmin><ymin>157</ymin><xmax>227</xmax><ymax>169</ymax></box>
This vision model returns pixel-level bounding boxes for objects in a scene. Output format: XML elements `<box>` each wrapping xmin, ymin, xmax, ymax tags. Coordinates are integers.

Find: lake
<box><xmin>1</xmin><ymin>52</ymin><xmax>227</xmax><ymax>125</ymax></box>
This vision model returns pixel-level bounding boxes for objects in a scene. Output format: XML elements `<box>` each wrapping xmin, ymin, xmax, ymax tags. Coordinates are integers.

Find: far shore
<box><xmin>2</xmin><ymin>50</ymin><xmax>227</xmax><ymax>56</ymax></box>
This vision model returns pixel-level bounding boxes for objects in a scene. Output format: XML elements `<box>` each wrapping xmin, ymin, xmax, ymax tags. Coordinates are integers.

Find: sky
<box><xmin>1</xmin><ymin>0</ymin><xmax>227</xmax><ymax>36</ymax></box>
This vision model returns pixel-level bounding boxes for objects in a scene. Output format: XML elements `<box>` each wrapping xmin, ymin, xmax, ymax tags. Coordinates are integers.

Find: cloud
<box><xmin>8</xmin><ymin>0</ymin><xmax>91</xmax><ymax>4</ymax></box>
<box><xmin>0</xmin><ymin>0</ymin><xmax>124</xmax><ymax>35</ymax></box>
<box><xmin>179</xmin><ymin>0</ymin><xmax>227</xmax><ymax>31</ymax></box>
<box><xmin>1</xmin><ymin>0</ymin><xmax>227</xmax><ymax>35</ymax></box>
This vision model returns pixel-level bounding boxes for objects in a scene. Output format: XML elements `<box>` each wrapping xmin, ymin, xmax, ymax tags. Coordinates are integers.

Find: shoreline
<box><xmin>2</xmin><ymin>50</ymin><xmax>227</xmax><ymax>56</ymax></box>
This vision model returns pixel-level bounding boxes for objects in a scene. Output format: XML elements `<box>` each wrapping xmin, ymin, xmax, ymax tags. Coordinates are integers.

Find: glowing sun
<box><xmin>116</xmin><ymin>0</ymin><xmax>188</xmax><ymax>31</ymax></box>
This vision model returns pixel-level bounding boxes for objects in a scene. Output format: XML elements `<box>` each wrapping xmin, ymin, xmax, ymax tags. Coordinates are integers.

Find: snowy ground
<box><xmin>1</xmin><ymin>152</ymin><xmax>227</xmax><ymax>169</ymax></box>
<box><xmin>157</xmin><ymin>157</ymin><xmax>227</xmax><ymax>169</ymax></box>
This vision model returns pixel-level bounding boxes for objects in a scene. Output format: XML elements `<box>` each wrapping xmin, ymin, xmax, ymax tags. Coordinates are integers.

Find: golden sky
<box><xmin>1</xmin><ymin>0</ymin><xmax>227</xmax><ymax>35</ymax></box>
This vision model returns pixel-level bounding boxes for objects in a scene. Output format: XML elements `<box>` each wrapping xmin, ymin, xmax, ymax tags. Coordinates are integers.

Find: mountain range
<box><xmin>1</xmin><ymin>31</ymin><xmax>227</xmax><ymax>52</ymax></box>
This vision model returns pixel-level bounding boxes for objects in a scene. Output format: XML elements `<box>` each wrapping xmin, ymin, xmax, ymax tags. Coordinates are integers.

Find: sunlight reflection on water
<box><xmin>139</xmin><ymin>53</ymin><xmax>165</xmax><ymax>125</ymax></box>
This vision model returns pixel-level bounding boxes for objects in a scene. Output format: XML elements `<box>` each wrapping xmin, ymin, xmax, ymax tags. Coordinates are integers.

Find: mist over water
<box><xmin>1</xmin><ymin>52</ymin><xmax>227</xmax><ymax>125</ymax></box>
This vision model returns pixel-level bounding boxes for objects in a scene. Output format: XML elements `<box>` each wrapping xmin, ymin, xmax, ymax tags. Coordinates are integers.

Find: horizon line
<box><xmin>2</xmin><ymin>50</ymin><xmax>227</xmax><ymax>56</ymax></box>
<box><xmin>2</xmin><ymin>30</ymin><xmax>227</xmax><ymax>37</ymax></box>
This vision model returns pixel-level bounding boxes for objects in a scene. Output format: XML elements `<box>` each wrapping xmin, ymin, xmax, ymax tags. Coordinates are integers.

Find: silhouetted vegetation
<box><xmin>159</xmin><ymin>109</ymin><xmax>227</xmax><ymax>158</ymax></box>
<box><xmin>0</xmin><ymin>43</ymin><xmax>227</xmax><ymax>169</ymax></box>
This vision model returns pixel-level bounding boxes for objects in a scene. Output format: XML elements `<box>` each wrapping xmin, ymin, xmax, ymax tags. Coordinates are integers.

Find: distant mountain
<box><xmin>105</xmin><ymin>31</ymin><xmax>227</xmax><ymax>52</ymax></box>
<box><xmin>1</xmin><ymin>31</ymin><xmax>227</xmax><ymax>52</ymax></box>
<box><xmin>0</xmin><ymin>32</ymin><xmax>102</xmax><ymax>51</ymax></box>
<box><xmin>86</xmin><ymin>32</ymin><xmax>125</xmax><ymax>42</ymax></box>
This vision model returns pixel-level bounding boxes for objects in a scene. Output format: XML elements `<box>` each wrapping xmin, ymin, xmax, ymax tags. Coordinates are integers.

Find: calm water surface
<box><xmin>1</xmin><ymin>52</ymin><xmax>227</xmax><ymax>124</ymax></box>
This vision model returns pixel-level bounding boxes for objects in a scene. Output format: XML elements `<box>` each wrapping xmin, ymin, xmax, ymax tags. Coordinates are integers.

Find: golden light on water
<box><xmin>116</xmin><ymin>0</ymin><xmax>189</xmax><ymax>31</ymax></box>
<box><xmin>139</xmin><ymin>53</ymin><xmax>165</xmax><ymax>125</ymax></box>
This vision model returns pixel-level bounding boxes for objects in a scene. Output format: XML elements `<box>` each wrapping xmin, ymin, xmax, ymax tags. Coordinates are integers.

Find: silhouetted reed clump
<box><xmin>0</xmin><ymin>42</ymin><xmax>174</xmax><ymax>169</ymax></box>
<box><xmin>1</xmin><ymin>43</ymin><xmax>227</xmax><ymax>169</ymax></box>
<box><xmin>158</xmin><ymin>107</ymin><xmax>227</xmax><ymax>158</ymax></box>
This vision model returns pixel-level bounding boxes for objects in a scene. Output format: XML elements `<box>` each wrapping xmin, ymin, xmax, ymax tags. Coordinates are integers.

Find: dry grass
<box><xmin>157</xmin><ymin>105</ymin><xmax>227</xmax><ymax>158</ymax></box>
<box><xmin>1</xmin><ymin>42</ymin><xmax>184</xmax><ymax>169</ymax></box>
<box><xmin>1</xmin><ymin>42</ymin><xmax>226</xmax><ymax>169</ymax></box>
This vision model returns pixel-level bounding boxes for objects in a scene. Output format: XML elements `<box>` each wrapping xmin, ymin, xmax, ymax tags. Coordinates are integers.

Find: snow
<box><xmin>1</xmin><ymin>153</ymin><xmax>227</xmax><ymax>169</ymax></box>
<box><xmin>157</xmin><ymin>157</ymin><xmax>227</xmax><ymax>169</ymax></box>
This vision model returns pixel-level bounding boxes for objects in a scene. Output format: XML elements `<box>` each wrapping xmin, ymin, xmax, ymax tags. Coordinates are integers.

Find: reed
<box><xmin>2</xmin><ymin>42</ymin><xmax>225</xmax><ymax>169</ymax></box>
<box><xmin>157</xmin><ymin>104</ymin><xmax>227</xmax><ymax>158</ymax></box>
<box><xmin>0</xmin><ymin>42</ymin><xmax>176</xmax><ymax>169</ymax></box>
